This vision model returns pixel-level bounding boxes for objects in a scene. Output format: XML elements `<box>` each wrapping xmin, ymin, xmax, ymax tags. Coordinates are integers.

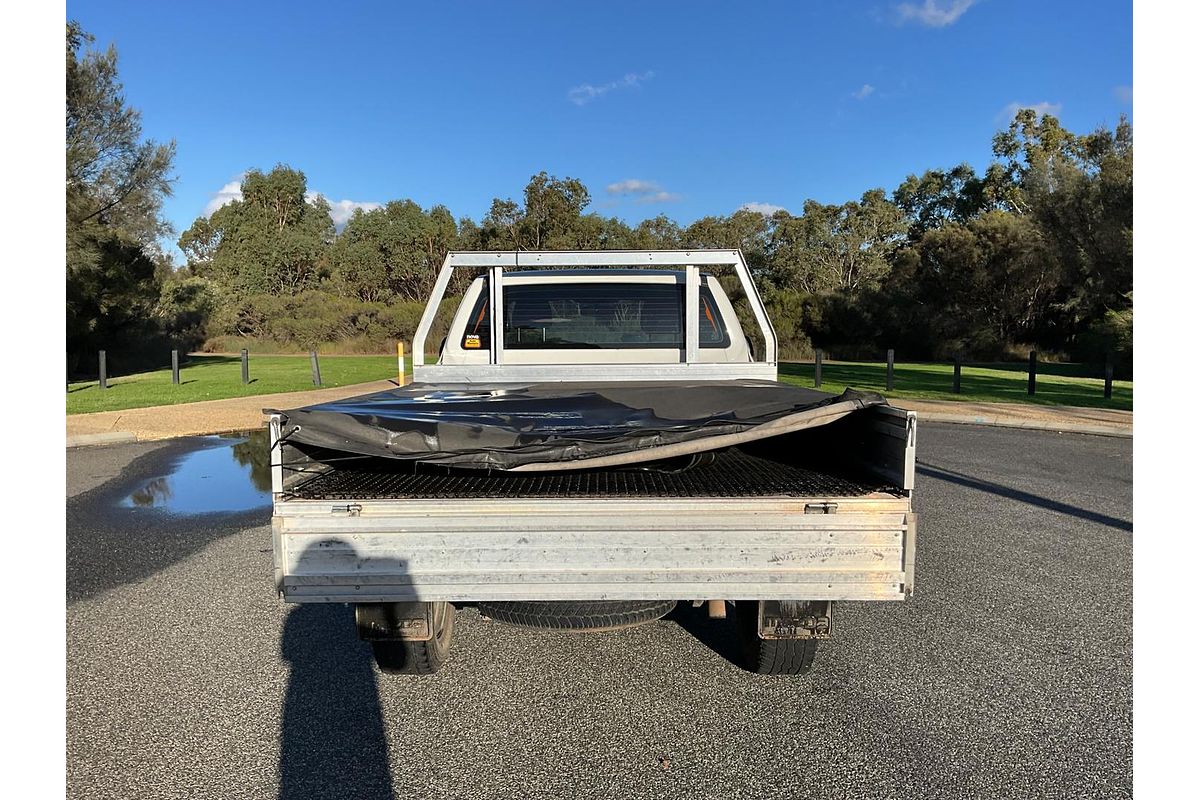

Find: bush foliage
<box><xmin>66</xmin><ymin>19</ymin><xmax>1131</xmax><ymax>380</ymax></box>
<box><xmin>170</xmin><ymin>111</ymin><xmax>1131</xmax><ymax>372</ymax></box>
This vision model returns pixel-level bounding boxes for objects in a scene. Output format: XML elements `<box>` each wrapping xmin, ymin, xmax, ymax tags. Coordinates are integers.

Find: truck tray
<box><xmin>287</xmin><ymin>447</ymin><xmax>901</xmax><ymax>500</ymax></box>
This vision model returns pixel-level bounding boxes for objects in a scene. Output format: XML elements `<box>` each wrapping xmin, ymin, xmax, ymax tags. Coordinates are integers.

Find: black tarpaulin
<box><xmin>272</xmin><ymin>381</ymin><xmax>887</xmax><ymax>471</ymax></box>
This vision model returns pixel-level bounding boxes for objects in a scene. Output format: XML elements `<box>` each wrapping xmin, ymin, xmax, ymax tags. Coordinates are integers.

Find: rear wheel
<box><xmin>735</xmin><ymin>601</ymin><xmax>818</xmax><ymax>675</ymax></box>
<box><xmin>477</xmin><ymin>600</ymin><xmax>677</xmax><ymax>632</ymax></box>
<box><xmin>370</xmin><ymin>601</ymin><xmax>455</xmax><ymax>674</ymax></box>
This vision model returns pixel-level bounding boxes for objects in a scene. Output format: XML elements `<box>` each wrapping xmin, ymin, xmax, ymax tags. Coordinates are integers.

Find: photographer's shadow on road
<box><xmin>279</xmin><ymin>601</ymin><xmax>395</xmax><ymax>800</ymax></box>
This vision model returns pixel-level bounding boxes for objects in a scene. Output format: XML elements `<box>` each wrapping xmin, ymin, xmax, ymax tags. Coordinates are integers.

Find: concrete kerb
<box><xmin>66</xmin><ymin>432</ymin><xmax>140</xmax><ymax>448</ymax></box>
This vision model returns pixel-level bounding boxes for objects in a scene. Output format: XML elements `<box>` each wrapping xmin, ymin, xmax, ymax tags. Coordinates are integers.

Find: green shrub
<box><xmin>202</xmin><ymin>292</ymin><xmax>462</xmax><ymax>354</ymax></box>
<box><xmin>156</xmin><ymin>275</ymin><xmax>220</xmax><ymax>351</ymax></box>
<box><xmin>762</xmin><ymin>289</ymin><xmax>815</xmax><ymax>360</ymax></box>
<box><xmin>1073</xmin><ymin>303</ymin><xmax>1133</xmax><ymax>379</ymax></box>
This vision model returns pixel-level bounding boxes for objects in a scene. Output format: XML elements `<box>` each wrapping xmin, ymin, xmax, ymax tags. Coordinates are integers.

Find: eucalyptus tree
<box><xmin>327</xmin><ymin>200</ymin><xmax>460</xmax><ymax>302</ymax></box>
<box><xmin>768</xmin><ymin>190</ymin><xmax>907</xmax><ymax>295</ymax></box>
<box><xmin>66</xmin><ymin>21</ymin><xmax>176</xmax><ymax>366</ymax></box>
<box><xmin>179</xmin><ymin>165</ymin><xmax>334</xmax><ymax>297</ymax></box>
<box><xmin>682</xmin><ymin>209</ymin><xmax>773</xmax><ymax>272</ymax></box>
<box><xmin>481</xmin><ymin>172</ymin><xmax>592</xmax><ymax>250</ymax></box>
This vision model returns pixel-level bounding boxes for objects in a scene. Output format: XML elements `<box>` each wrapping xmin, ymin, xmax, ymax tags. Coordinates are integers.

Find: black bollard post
<box><xmin>1104</xmin><ymin>352</ymin><xmax>1113</xmax><ymax>400</ymax></box>
<box><xmin>99</xmin><ymin>350</ymin><xmax>108</xmax><ymax>390</ymax></box>
<box><xmin>310</xmin><ymin>351</ymin><xmax>322</xmax><ymax>386</ymax></box>
<box><xmin>953</xmin><ymin>354</ymin><xmax>961</xmax><ymax>394</ymax></box>
<box><xmin>814</xmin><ymin>349</ymin><xmax>823</xmax><ymax>389</ymax></box>
<box><xmin>1027</xmin><ymin>350</ymin><xmax>1037</xmax><ymax>396</ymax></box>
<box><xmin>171</xmin><ymin>349</ymin><xmax>180</xmax><ymax>385</ymax></box>
<box><xmin>241</xmin><ymin>349</ymin><xmax>249</xmax><ymax>385</ymax></box>
<box><xmin>886</xmin><ymin>349</ymin><xmax>895</xmax><ymax>392</ymax></box>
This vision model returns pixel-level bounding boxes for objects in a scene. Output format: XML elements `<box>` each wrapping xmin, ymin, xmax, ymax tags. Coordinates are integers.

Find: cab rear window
<box><xmin>461</xmin><ymin>282</ymin><xmax>730</xmax><ymax>350</ymax></box>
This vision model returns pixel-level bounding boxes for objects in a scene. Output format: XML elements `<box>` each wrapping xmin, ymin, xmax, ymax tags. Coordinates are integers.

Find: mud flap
<box><xmin>757</xmin><ymin>600</ymin><xmax>834</xmax><ymax>640</ymax></box>
<box><xmin>355</xmin><ymin>602</ymin><xmax>435</xmax><ymax>642</ymax></box>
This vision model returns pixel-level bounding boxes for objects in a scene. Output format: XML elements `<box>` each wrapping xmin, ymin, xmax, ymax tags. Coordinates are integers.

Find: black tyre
<box><xmin>370</xmin><ymin>601</ymin><xmax>455</xmax><ymax>674</ymax></box>
<box><xmin>476</xmin><ymin>600</ymin><xmax>677</xmax><ymax>632</ymax></box>
<box><xmin>735</xmin><ymin>601</ymin><xmax>818</xmax><ymax>675</ymax></box>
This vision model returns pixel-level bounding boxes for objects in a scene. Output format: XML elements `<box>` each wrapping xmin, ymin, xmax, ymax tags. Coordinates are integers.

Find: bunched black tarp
<box><xmin>272</xmin><ymin>381</ymin><xmax>887</xmax><ymax>471</ymax></box>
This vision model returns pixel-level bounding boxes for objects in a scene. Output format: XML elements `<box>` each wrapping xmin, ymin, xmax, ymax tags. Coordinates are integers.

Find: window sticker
<box><xmin>464</xmin><ymin>334</ymin><xmax>482</xmax><ymax>349</ymax></box>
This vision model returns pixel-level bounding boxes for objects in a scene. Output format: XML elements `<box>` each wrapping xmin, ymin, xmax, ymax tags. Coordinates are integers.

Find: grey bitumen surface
<box><xmin>66</xmin><ymin>424</ymin><xmax>1132</xmax><ymax>799</ymax></box>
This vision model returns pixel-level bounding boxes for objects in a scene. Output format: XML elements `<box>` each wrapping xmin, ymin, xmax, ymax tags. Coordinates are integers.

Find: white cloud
<box><xmin>740</xmin><ymin>202</ymin><xmax>787</xmax><ymax>216</ymax></box>
<box><xmin>202</xmin><ymin>176</ymin><xmax>245</xmax><ymax>216</ymax></box>
<box><xmin>999</xmin><ymin>100</ymin><xmax>1063</xmax><ymax>122</ymax></box>
<box><xmin>305</xmin><ymin>192</ymin><xmax>383</xmax><ymax>227</ymax></box>
<box><xmin>568</xmin><ymin>71</ymin><xmax>655</xmax><ymax>106</ymax></box>
<box><xmin>201</xmin><ymin>177</ymin><xmax>380</xmax><ymax>228</ymax></box>
<box><xmin>1114</xmin><ymin>85</ymin><xmax>1133</xmax><ymax>104</ymax></box>
<box><xmin>605</xmin><ymin>178</ymin><xmax>681</xmax><ymax>204</ymax></box>
<box><xmin>637</xmin><ymin>190</ymin><xmax>681</xmax><ymax>204</ymax></box>
<box><xmin>852</xmin><ymin>84</ymin><xmax>876</xmax><ymax>100</ymax></box>
<box><xmin>896</xmin><ymin>0</ymin><xmax>977</xmax><ymax>27</ymax></box>
<box><xmin>606</xmin><ymin>179</ymin><xmax>660</xmax><ymax>195</ymax></box>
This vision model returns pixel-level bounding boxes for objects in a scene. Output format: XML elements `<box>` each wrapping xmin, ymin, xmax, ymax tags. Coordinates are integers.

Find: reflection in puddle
<box><xmin>123</xmin><ymin>430</ymin><xmax>272</xmax><ymax>514</ymax></box>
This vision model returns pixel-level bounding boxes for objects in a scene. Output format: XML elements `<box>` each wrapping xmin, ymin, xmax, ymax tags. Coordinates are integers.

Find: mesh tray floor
<box><xmin>287</xmin><ymin>448</ymin><xmax>900</xmax><ymax>500</ymax></box>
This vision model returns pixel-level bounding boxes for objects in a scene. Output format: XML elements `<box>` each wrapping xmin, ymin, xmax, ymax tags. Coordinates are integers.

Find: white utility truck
<box><xmin>268</xmin><ymin>250</ymin><xmax>916</xmax><ymax>675</ymax></box>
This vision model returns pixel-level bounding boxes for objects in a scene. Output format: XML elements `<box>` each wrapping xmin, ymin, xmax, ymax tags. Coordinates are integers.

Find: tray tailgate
<box><xmin>274</xmin><ymin>498</ymin><xmax>914</xmax><ymax>603</ymax></box>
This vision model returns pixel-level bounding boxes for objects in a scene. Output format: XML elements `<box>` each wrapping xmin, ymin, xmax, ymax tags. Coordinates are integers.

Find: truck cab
<box><xmin>439</xmin><ymin>269</ymin><xmax>753</xmax><ymax>366</ymax></box>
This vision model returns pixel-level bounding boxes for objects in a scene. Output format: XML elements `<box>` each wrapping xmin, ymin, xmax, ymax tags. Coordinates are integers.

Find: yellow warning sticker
<box><xmin>464</xmin><ymin>334</ymin><xmax>481</xmax><ymax>349</ymax></box>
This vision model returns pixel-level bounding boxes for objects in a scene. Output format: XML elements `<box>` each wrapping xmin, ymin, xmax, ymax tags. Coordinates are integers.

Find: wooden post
<box><xmin>171</xmin><ymin>349</ymin><xmax>180</xmax><ymax>385</ymax></box>
<box><xmin>814</xmin><ymin>349</ymin><xmax>823</xmax><ymax>389</ymax></box>
<box><xmin>886</xmin><ymin>349</ymin><xmax>895</xmax><ymax>392</ymax></box>
<box><xmin>310</xmin><ymin>351</ymin><xmax>322</xmax><ymax>386</ymax></box>
<box><xmin>397</xmin><ymin>341</ymin><xmax>406</xmax><ymax>385</ymax></box>
<box><xmin>953</xmin><ymin>354</ymin><xmax>961</xmax><ymax>394</ymax></box>
<box><xmin>1104</xmin><ymin>352</ymin><xmax>1113</xmax><ymax>400</ymax></box>
<box><xmin>241</xmin><ymin>349</ymin><xmax>249</xmax><ymax>385</ymax></box>
<box><xmin>99</xmin><ymin>350</ymin><xmax>107</xmax><ymax>390</ymax></box>
<box><xmin>1027</xmin><ymin>350</ymin><xmax>1037</xmax><ymax>396</ymax></box>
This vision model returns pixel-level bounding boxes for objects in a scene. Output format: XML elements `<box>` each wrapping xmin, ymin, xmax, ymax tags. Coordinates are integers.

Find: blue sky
<box><xmin>66</xmin><ymin>0</ymin><xmax>1131</xmax><ymax>260</ymax></box>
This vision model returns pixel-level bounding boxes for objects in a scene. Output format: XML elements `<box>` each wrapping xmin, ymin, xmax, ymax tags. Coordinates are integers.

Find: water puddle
<box><xmin>122</xmin><ymin>430</ymin><xmax>272</xmax><ymax>514</ymax></box>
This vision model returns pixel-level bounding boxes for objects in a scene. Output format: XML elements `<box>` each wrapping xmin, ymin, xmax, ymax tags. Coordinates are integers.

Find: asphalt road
<box><xmin>66</xmin><ymin>424</ymin><xmax>1132</xmax><ymax>799</ymax></box>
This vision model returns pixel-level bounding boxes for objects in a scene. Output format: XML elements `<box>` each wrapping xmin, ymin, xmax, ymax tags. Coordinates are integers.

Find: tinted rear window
<box><xmin>460</xmin><ymin>282</ymin><xmax>730</xmax><ymax>350</ymax></box>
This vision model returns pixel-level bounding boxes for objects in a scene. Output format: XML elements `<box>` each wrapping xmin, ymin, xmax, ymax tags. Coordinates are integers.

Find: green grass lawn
<box><xmin>68</xmin><ymin>353</ymin><xmax>1132</xmax><ymax>415</ymax></box>
<box><xmin>777</xmin><ymin>360</ymin><xmax>1132</xmax><ymax>411</ymax></box>
<box><xmin>67</xmin><ymin>354</ymin><xmax>404</xmax><ymax>415</ymax></box>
